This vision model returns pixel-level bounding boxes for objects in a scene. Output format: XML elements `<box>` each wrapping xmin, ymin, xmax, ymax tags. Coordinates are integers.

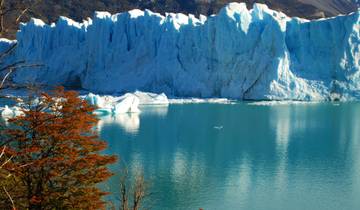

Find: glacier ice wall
<box><xmin>3</xmin><ymin>3</ymin><xmax>360</xmax><ymax>100</ymax></box>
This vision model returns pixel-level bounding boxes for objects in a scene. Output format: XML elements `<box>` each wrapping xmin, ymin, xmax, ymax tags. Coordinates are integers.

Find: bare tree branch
<box><xmin>0</xmin><ymin>155</ymin><xmax>13</xmax><ymax>168</ymax></box>
<box><xmin>0</xmin><ymin>146</ymin><xmax>5</xmax><ymax>160</ymax></box>
<box><xmin>2</xmin><ymin>186</ymin><xmax>16</xmax><ymax>210</ymax></box>
<box><xmin>118</xmin><ymin>164</ymin><xmax>151</xmax><ymax>210</ymax></box>
<box><xmin>15</xmin><ymin>7</ymin><xmax>29</xmax><ymax>24</ymax></box>
<box><xmin>0</xmin><ymin>67</ymin><xmax>13</xmax><ymax>88</ymax></box>
<box><xmin>0</xmin><ymin>42</ymin><xmax>17</xmax><ymax>61</ymax></box>
<box><xmin>0</xmin><ymin>0</ymin><xmax>43</xmax><ymax>37</ymax></box>
<box><xmin>0</xmin><ymin>60</ymin><xmax>25</xmax><ymax>72</ymax></box>
<box><xmin>0</xmin><ymin>61</ymin><xmax>43</xmax><ymax>90</ymax></box>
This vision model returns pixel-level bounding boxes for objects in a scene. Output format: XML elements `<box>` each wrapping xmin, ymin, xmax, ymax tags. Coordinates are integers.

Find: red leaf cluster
<box><xmin>1</xmin><ymin>87</ymin><xmax>117</xmax><ymax>209</ymax></box>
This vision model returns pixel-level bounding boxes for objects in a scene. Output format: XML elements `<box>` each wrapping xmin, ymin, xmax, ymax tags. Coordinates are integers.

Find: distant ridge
<box><xmin>1</xmin><ymin>0</ymin><xmax>358</xmax><ymax>38</ymax></box>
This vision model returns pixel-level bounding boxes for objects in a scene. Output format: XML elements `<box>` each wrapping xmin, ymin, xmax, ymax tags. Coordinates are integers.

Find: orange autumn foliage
<box><xmin>0</xmin><ymin>87</ymin><xmax>117</xmax><ymax>210</ymax></box>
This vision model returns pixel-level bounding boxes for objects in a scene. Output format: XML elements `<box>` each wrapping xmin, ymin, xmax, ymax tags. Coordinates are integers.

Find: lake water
<box><xmin>99</xmin><ymin>102</ymin><xmax>360</xmax><ymax>210</ymax></box>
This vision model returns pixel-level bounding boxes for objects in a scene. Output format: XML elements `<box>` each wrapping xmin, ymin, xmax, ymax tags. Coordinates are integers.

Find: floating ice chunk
<box><xmin>0</xmin><ymin>105</ymin><xmax>24</xmax><ymax>119</ymax></box>
<box><xmin>133</xmin><ymin>91</ymin><xmax>169</xmax><ymax>105</ymax></box>
<box><xmin>112</xmin><ymin>93</ymin><xmax>140</xmax><ymax>114</ymax></box>
<box><xmin>84</xmin><ymin>93</ymin><xmax>108</xmax><ymax>109</ymax></box>
<box><xmin>83</xmin><ymin>92</ymin><xmax>141</xmax><ymax>114</ymax></box>
<box><xmin>1</xmin><ymin>106</ymin><xmax>14</xmax><ymax>118</ymax></box>
<box><xmin>83</xmin><ymin>91</ymin><xmax>170</xmax><ymax>114</ymax></box>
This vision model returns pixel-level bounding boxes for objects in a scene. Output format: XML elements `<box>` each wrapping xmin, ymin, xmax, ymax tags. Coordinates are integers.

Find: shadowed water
<box><xmin>99</xmin><ymin>103</ymin><xmax>360</xmax><ymax>210</ymax></box>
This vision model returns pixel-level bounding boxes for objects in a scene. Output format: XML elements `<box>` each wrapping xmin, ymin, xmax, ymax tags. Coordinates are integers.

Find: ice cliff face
<box><xmin>3</xmin><ymin>3</ymin><xmax>360</xmax><ymax>100</ymax></box>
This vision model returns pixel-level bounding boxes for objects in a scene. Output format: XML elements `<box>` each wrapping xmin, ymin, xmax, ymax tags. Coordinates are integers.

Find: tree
<box><xmin>0</xmin><ymin>87</ymin><xmax>117</xmax><ymax>209</ymax></box>
<box><xmin>0</xmin><ymin>8</ymin><xmax>41</xmax><ymax>207</ymax></box>
<box><xmin>116</xmin><ymin>165</ymin><xmax>151</xmax><ymax>210</ymax></box>
<box><xmin>0</xmin><ymin>0</ymin><xmax>42</xmax><ymax>90</ymax></box>
<box><xmin>0</xmin><ymin>33</ymin><xmax>42</xmax><ymax>210</ymax></box>
<box><xmin>0</xmin><ymin>145</ymin><xmax>16</xmax><ymax>210</ymax></box>
<box><xmin>120</xmin><ymin>172</ymin><xmax>151</xmax><ymax>210</ymax></box>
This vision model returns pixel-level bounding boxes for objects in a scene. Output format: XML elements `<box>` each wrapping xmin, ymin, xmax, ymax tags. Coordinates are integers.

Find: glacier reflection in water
<box><xmin>98</xmin><ymin>103</ymin><xmax>360</xmax><ymax>210</ymax></box>
<box><xmin>97</xmin><ymin>105</ymin><xmax>169</xmax><ymax>135</ymax></box>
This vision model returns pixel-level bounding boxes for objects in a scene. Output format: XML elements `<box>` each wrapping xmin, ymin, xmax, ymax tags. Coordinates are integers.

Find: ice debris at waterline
<box><xmin>168</xmin><ymin>98</ymin><xmax>233</xmax><ymax>104</ymax></box>
<box><xmin>0</xmin><ymin>105</ymin><xmax>23</xmax><ymax>119</ymax></box>
<box><xmin>82</xmin><ymin>91</ymin><xmax>169</xmax><ymax>114</ymax></box>
<box><xmin>0</xmin><ymin>92</ymin><xmax>154</xmax><ymax>119</ymax></box>
<box><xmin>0</xmin><ymin>91</ymin><xmax>236</xmax><ymax>119</ymax></box>
<box><xmin>2</xmin><ymin>3</ymin><xmax>360</xmax><ymax>101</ymax></box>
<box><xmin>247</xmin><ymin>101</ymin><xmax>320</xmax><ymax>106</ymax></box>
<box><xmin>0</xmin><ymin>94</ymin><xmax>142</xmax><ymax>120</ymax></box>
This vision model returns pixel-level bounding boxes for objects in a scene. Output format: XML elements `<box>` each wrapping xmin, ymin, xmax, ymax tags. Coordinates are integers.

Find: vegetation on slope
<box><xmin>0</xmin><ymin>0</ymin><xmax>358</xmax><ymax>39</ymax></box>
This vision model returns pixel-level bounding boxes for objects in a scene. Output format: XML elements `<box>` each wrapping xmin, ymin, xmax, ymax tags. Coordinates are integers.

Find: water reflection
<box><xmin>140</xmin><ymin>105</ymin><xmax>169</xmax><ymax>117</ymax></box>
<box><xmin>271</xmin><ymin>105</ymin><xmax>291</xmax><ymax>156</ymax></box>
<box><xmin>99</xmin><ymin>103</ymin><xmax>360</xmax><ymax>210</ymax></box>
<box><xmin>97</xmin><ymin>106</ymin><xmax>169</xmax><ymax>136</ymax></box>
<box><xmin>98</xmin><ymin>113</ymin><xmax>140</xmax><ymax>135</ymax></box>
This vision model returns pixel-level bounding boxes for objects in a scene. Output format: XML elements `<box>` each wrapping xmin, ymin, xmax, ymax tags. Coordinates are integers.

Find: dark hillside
<box><xmin>1</xmin><ymin>0</ymin><xmax>358</xmax><ymax>38</ymax></box>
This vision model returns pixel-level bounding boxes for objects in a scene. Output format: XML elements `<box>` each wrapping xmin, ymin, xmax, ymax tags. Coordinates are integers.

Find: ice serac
<box><xmin>4</xmin><ymin>3</ymin><xmax>360</xmax><ymax>101</ymax></box>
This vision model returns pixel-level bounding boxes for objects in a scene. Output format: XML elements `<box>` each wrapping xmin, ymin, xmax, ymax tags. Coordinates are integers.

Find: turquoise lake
<box><xmin>99</xmin><ymin>103</ymin><xmax>360</xmax><ymax>210</ymax></box>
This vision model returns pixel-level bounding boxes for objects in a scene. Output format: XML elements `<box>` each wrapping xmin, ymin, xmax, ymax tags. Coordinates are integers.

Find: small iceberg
<box><xmin>0</xmin><ymin>105</ymin><xmax>24</xmax><ymax>119</ymax></box>
<box><xmin>84</xmin><ymin>93</ymin><xmax>141</xmax><ymax>114</ymax></box>
<box><xmin>112</xmin><ymin>93</ymin><xmax>140</xmax><ymax>114</ymax></box>
<box><xmin>83</xmin><ymin>91</ymin><xmax>170</xmax><ymax>115</ymax></box>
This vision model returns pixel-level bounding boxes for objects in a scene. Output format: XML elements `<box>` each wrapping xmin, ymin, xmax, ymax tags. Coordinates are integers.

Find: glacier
<box><xmin>1</xmin><ymin>2</ymin><xmax>360</xmax><ymax>101</ymax></box>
